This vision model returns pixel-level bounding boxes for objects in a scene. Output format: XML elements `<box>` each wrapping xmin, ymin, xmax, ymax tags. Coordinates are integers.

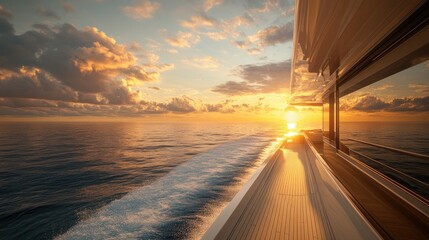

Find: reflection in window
<box><xmin>339</xmin><ymin>61</ymin><xmax>429</xmax><ymax>199</ymax></box>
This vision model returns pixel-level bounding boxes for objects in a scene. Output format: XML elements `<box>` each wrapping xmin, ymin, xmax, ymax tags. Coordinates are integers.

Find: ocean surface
<box><xmin>0</xmin><ymin>122</ymin><xmax>284</xmax><ymax>240</ymax></box>
<box><xmin>0</xmin><ymin>121</ymin><xmax>427</xmax><ymax>239</ymax></box>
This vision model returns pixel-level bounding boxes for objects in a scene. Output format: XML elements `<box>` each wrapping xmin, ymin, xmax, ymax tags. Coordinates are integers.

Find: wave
<box><xmin>56</xmin><ymin>134</ymin><xmax>277</xmax><ymax>240</ymax></box>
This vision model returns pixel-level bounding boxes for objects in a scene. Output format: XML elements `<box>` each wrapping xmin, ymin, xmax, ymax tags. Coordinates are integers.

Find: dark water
<box><xmin>340</xmin><ymin>122</ymin><xmax>429</xmax><ymax>198</ymax></box>
<box><xmin>0</xmin><ymin>122</ymin><xmax>282</xmax><ymax>240</ymax></box>
<box><xmin>1</xmin><ymin>121</ymin><xmax>428</xmax><ymax>239</ymax></box>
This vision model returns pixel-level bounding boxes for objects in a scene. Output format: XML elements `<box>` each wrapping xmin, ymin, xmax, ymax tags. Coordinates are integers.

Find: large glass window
<box><xmin>339</xmin><ymin>61</ymin><xmax>429</xmax><ymax>198</ymax></box>
<box><xmin>323</xmin><ymin>102</ymin><xmax>329</xmax><ymax>137</ymax></box>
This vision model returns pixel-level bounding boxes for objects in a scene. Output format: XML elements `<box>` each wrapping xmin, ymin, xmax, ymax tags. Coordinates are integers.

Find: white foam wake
<box><xmin>57</xmin><ymin>134</ymin><xmax>276</xmax><ymax>240</ymax></box>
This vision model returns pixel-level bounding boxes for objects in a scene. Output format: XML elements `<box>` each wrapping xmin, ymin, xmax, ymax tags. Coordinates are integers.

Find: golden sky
<box><xmin>0</xmin><ymin>0</ymin><xmax>427</xmax><ymax>122</ymax></box>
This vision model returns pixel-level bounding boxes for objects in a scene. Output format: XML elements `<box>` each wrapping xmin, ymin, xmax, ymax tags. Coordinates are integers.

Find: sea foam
<box><xmin>57</xmin><ymin>134</ymin><xmax>277</xmax><ymax>240</ymax></box>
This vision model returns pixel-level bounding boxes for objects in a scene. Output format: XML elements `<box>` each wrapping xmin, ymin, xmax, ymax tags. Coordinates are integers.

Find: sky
<box><xmin>0</xmin><ymin>0</ymin><xmax>427</xmax><ymax>122</ymax></box>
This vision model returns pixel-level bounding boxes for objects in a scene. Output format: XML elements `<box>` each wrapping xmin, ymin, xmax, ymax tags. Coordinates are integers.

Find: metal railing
<box><xmin>344</xmin><ymin>138</ymin><xmax>429</xmax><ymax>199</ymax></box>
<box><xmin>347</xmin><ymin>138</ymin><xmax>429</xmax><ymax>160</ymax></box>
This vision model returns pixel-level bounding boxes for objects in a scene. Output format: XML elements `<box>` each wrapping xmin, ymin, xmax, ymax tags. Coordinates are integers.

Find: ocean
<box><xmin>0</xmin><ymin>122</ymin><xmax>283</xmax><ymax>240</ymax></box>
<box><xmin>0</xmin><ymin>121</ymin><xmax>427</xmax><ymax>239</ymax></box>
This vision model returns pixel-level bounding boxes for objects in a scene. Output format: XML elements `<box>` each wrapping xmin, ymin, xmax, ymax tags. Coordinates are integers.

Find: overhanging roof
<box><xmin>290</xmin><ymin>0</ymin><xmax>428</xmax><ymax>104</ymax></box>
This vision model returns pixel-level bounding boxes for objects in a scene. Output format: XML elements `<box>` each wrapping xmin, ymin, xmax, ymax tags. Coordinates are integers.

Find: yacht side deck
<box><xmin>203</xmin><ymin>135</ymin><xmax>388</xmax><ymax>240</ymax></box>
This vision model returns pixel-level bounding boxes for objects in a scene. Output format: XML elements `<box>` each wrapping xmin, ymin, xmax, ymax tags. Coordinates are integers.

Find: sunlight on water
<box><xmin>57</xmin><ymin>135</ymin><xmax>278</xmax><ymax>240</ymax></box>
<box><xmin>0</xmin><ymin>122</ymin><xmax>282</xmax><ymax>240</ymax></box>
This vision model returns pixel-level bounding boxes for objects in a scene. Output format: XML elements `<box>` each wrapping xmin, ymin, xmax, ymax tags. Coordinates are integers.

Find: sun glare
<box><xmin>287</xmin><ymin>122</ymin><xmax>296</xmax><ymax>129</ymax></box>
<box><xmin>284</xmin><ymin>105</ymin><xmax>300</xmax><ymax>140</ymax></box>
<box><xmin>285</xmin><ymin>110</ymin><xmax>299</xmax><ymax>123</ymax></box>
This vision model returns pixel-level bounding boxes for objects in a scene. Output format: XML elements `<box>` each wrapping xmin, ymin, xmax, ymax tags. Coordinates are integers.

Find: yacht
<box><xmin>203</xmin><ymin>0</ymin><xmax>429</xmax><ymax>239</ymax></box>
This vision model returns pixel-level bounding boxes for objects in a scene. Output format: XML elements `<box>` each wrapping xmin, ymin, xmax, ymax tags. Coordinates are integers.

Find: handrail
<box><xmin>350</xmin><ymin>149</ymin><xmax>429</xmax><ymax>189</ymax></box>
<box><xmin>346</xmin><ymin>138</ymin><xmax>429</xmax><ymax>160</ymax></box>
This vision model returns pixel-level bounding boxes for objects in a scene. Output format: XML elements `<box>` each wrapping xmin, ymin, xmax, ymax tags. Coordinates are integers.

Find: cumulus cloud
<box><xmin>0</xmin><ymin>17</ymin><xmax>171</xmax><ymax>106</ymax></box>
<box><xmin>123</xmin><ymin>0</ymin><xmax>160</xmax><ymax>19</ymax></box>
<box><xmin>341</xmin><ymin>95</ymin><xmax>429</xmax><ymax>112</ymax></box>
<box><xmin>213</xmin><ymin>59</ymin><xmax>291</xmax><ymax>95</ymax></box>
<box><xmin>165</xmin><ymin>96</ymin><xmax>202</xmax><ymax>113</ymax></box>
<box><xmin>182</xmin><ymin>56</ymin><xmax>219</xmax><ymax>70</ymax></box>
<box><xmin>165</xmin><ymin>31</ymin><xmax>200</xmax><ymax>48</ymax></box>
<box><xmin>37</xmin><ymin>7</ymin><xmax>61</xmax><ymax>20</ymax></box>
<box><xmin>0</xmin><ymin>67</ymin><xmax>80</xmax><ymax>102</ymax></box>
<box><xmin>0</xmin><ymin>95</ymin><xmax>273</xmax><ymax>116</ymax></box>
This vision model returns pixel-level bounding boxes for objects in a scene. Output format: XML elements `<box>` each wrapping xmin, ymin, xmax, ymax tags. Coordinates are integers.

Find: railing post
<box><xmin>329</xmin><ymin>93</ymin><xmax>335</xmax><ymax>141</ymax></box>
<box><xmin>335</xmin><ymin>84</ymin><xmax>340</xmax><ymax>150</ymax></box>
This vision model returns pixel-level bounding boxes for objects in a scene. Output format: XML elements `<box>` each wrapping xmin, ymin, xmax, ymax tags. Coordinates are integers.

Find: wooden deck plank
<box><xmin>205</xmin><ymin>138</ymin><xmax>382</xmax><ymax>240</ymax></box>
<box><xmin>223</xmin><ymin>143</ymin><xmax>332</xmax><ymax>239</ymax></box>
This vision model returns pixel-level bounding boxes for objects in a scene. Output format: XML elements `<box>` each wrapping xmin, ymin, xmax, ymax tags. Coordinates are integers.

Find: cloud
<box><xmin>212</xmin><ymin>81</ymin><xmax>259</xmax><ymax>96</ymax></box>
<box><xmin>216</xmin><ymin>14</ymin><xmax>254</xmax><ymax>37</ymax></box>
<box><xmin>0</xmin><ymin>16</ymin><xmax>14</xmax><ymax>34</ymax></box>
<box><xmin>102</xmin><ymin>82</ymin><xmax>143</xmax><ymax>104</ymax></box>
<box><xmin>126</xmin><ymin>42</ymin><xmax>174</xmax><ymax>72</ymax></box>
<box><xmin>254</xmin><ymin>22</ymin><xmax>293</xmax><ymax>47</ymax></box>
<box><xmin>165</xmin><ymin>31</ymin><xmax>200</xmax><ymax>48</ymax></box>
<box><xmin>123</xmin><ymin>0</ymin><xmax>160</xmax><ymax>19</ymax></box>
<box><xmin>282</xmin><ymin>6</ymin><xmax>295</xmax><ymax>17</ymax></box>
<box><xmin>246</xmin><ymin>0</ymin><xmax>294</xmax><ymax>13</ymax></box>
<box><xmin>204</xmin><ymin>31</ymin><xmax>228</xmax><ymax>41</ymax></box>
<box><xmin>178</xmin><ymin>12</ymin><xmax>254</xmax><ymax>47</ymax></box>
<box><xmin>350</xmin><ymin>96</ymin><xmax>389</xmax><ymax>112</ymax></box>
<box><xmin>227</xmin><ymin>14</ymin><xmax>254</xmax><ymax>28</ymax></box>
<box><xmin>289</xmin><ymin>48</ymin><xmax>325</xmax><ymax>103</ymax></box>
<box><xmin>165</xmin><ymin>96</ymin><xmax>202</xmax><ymax>113</ymax></box>
<box><xmin>0</xmin><ymin>17</ymin><xmax>171</xmax><ymax>105</ymax></box>
<box><xmin>62</xmin><ymin>2</ymin><xmax>75</xmax><ymax>13</ymax></box>
<box><xmin>182</xmin><ymin>56</ymin><xmax>219</xmax><ymax>70</ymax></box>
<box><xmin>181</xmin><ymin>14</ymin><xmax>217</xmax><ymax>29</ymax></box>
<box><xmin>37</xmin><ymin>7</ymin><xmax>61</xmax><ymax>20</ymax></box>
<box><xmin>148</xmin><ymin>86</ymin><xmax>160</xmax><ymax>91</ymax></box>
<box><xmin>0</xmin><ymin>67</ymin><xmax>81</xmax><ymax>102</ymax></box>
<box><xmin>0</xmin><ymin>95</ymin><xmax>274</xmax><ymax>116</ymax></box>
<box><xmin>232</xmin><ymin>40</ymin><xmax>261</xmax><ymax>55</ymax></box>
<box><xmin>373</xmin><ymin>84</ymin><xmax>393</xmax><ymax>91</ymax></box>
<box><xmin>203</xmin><ymin>0</ymin><xmax>224</xmax><ymax>12</ymax></box>
<box><xmin>409</xmin><ymin>84</ymin><xmax>429</xmax><ymax>93</ymax></box>
<box><xmin>0</xmin><ymin>5</ymin><xmax>12</xmax><ymax>19</ymax></box>
<box><xmin>231</xmin><ymin>22</ymin><xmax>293</xmax><ymax>54</ymax></box>
<box><xmin>342</xmin><ymin>95</ymin><xmax>429</xmax><ymax>112</ymax></box>
<box><xmin>213</xmin><ymin>59</ymin><xmax>291</xmax><ymax>95</ymax></box>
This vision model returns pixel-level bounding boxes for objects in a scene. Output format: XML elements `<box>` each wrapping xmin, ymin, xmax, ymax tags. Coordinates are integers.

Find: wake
<box><xmin>57</xmin><ymin>134</ymin><xmax>277</xmax><ymax>240</ymax></box>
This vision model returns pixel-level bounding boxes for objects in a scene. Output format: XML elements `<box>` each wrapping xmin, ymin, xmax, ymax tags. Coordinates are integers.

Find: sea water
<box><xmin>0</xmin><ymin>122</ymin><xmax>282</xmax><ymax>240</ymax></box>
<box><xmin>0</xmin><ymin>121</ymin><xmax>427</xmax><ymax>239</ymax></box>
